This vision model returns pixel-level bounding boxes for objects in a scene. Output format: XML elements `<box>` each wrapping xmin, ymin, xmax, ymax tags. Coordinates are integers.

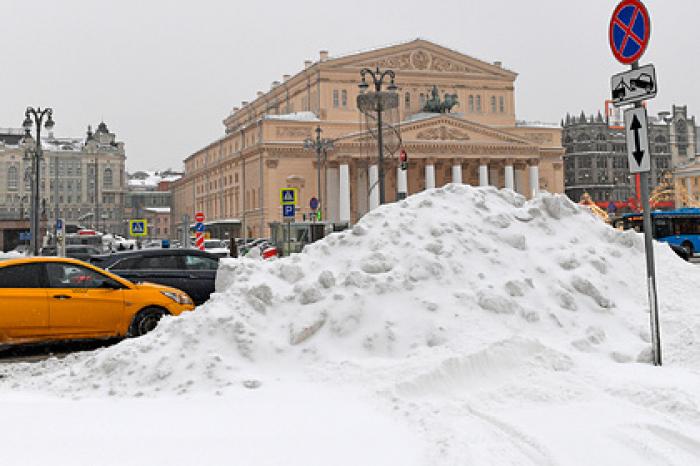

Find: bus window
<box><xmin>654</xmin><ymin>219</ymin><xmax>671</xmax><ymax>239</ymax></box>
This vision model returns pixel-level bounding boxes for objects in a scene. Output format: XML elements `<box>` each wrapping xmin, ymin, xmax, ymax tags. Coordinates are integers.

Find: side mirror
<box><xmin>98</xmin><ymin>280</ymin><xmax>122</xmax><ymax>290</ymax></box>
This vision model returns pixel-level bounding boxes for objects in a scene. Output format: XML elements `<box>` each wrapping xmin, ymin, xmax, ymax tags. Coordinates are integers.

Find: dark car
<box><xmin>89</xmin><ymin>249</ymin><xmax>221</xmax><ymax>305</ymax></box>
<box><xmin>669</xmin><ymin>243</ymin><xmax>691</xmax><ymax>262</ymax></box>
<box><xmin>41</xmin><ymin>245</ymin><xmax>102</xmax><ymax>261</ymax></box>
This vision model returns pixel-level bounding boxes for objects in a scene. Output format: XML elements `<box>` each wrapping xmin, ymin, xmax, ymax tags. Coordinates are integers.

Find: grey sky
<box><xmin>2</xmin><ymin>0</ymin><xmax>696</xmax><ymax>171</ymax></box>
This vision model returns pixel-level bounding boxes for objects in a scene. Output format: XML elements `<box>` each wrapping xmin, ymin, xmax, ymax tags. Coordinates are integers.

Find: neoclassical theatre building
<box><xmin>172</xmin><ymin>39</ymin><xmax>564</xmax><ymax>238</ymax></box>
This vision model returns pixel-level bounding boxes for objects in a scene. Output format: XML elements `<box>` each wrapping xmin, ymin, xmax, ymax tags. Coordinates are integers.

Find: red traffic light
<box><xmin>399</xmin><ymin>149</ymin><xmax>408</xmax><ymax>163</ymax></box>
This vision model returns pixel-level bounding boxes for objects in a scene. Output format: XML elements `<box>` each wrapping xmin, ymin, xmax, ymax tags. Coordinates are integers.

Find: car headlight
<box><xmin>160</xmin><ymin>290</ymin><xmax>194</xmax><ymax>305</ymax></box>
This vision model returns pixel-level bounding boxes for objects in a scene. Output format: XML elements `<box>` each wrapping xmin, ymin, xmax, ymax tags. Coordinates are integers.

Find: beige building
<box><xmin>172</xmin><ymin>39</ymin><xmax>564</xmax><ymax>239</ymax></box>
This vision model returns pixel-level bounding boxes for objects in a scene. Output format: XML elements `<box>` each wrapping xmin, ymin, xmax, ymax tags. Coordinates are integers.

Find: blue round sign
<box><xmin>310</xmin><ymin>197</ymin><xmax>319</xmax><ymax>210</ymax></box>
<box><xmin>609</xmin><ymin>0</ymin><xmax>650</xmax><ymax>65</ymax></box>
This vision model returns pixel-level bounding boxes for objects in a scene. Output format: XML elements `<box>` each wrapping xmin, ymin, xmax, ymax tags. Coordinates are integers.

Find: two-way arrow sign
<box><xmin>623</xmin><ymin>107</ymin><xmax>651</xmax><ymax>174</ymax></box>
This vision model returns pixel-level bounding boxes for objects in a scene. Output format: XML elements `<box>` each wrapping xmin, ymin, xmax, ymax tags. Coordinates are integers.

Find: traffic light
<box><xmin>399</xmin><ymin>148</ymin><xmax>408</xmax><ymax>171</ymax></box>
<box><xmin>317</xmin><ymin>210</ymin><xmax>322</xmax><ymax>221</ymax></box>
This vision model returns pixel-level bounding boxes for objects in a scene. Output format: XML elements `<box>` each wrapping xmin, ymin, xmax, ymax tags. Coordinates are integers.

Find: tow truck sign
<box><xmin>611</xmin><ymin>64</ymin><xmax>657</xmax><ymax>107</ymax></box>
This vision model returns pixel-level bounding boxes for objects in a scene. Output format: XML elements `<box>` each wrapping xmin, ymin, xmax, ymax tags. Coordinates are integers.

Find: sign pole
<box><xmin>633</xmin><ymin>60</ymin><xmax>662</xmax><ymax>366</ymax></box>
<box><xmin>609</xmin><ymin>0</ymin><xmax>660</xmax><ymax>366</ymax></box>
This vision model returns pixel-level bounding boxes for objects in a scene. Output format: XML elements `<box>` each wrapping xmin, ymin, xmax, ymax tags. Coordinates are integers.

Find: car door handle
<box><xmin>52</xmin><ymin>295</ymin><xmax>72</xmax><ymax>300</ymax></box>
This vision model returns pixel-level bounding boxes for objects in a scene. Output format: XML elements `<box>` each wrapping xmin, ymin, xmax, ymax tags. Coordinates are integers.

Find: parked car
<box><xmin>90</xmin><ymin>249</ymin><xmax>221</xmax><ymax>305</ymax></box>
<box><xmin>40</xmin><ymin>245</ymin><xmax>102</xmax><ymax>261</ymax></box>
<box><xmin>669</xmin><ymin>243</ymin><xmax>691</xmax><ymax>261</ymax></box>
<box><xmin>0</xmin><ymin>257</ymin><xmax>194</xmax><ymax>347</ymax></box>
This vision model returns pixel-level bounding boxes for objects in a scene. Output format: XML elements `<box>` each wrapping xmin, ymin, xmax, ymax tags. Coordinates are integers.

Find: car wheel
<box><xmin>128</xmin><ymin>307</ymin><xmax>168</xmax><ymax>337</ymax></box>
<box><xmin>682</xmin><ymin>241</ymin><xmax>694</xmax><ymax>257</ymax></box>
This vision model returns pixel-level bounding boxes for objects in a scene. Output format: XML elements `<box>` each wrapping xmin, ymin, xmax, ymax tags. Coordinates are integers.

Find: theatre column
<box><xmin>339</xmin><ymin>158</ymin><xmax>351</xmax><ymax>223</ymax></box>
<box><xmin>479</xmin><ymin>158</ymin><xmax>489</xmax><ymax>187</ymax></box>
<box><xmin>368</xmin><ymin>164</ymin><xmax>379</xmax><ymax>211</ymax></box>
<box><xmin>397</xmin><ymin>162</ymin><xmax>408</xmax><ymax>200</ymax></box>
<box><xmin>504</xmin><ymin>159</ymin><xmax>515</xmax><ymax>191</ymax></box>
<box><xmin>424</xmin><ymin>158</ymin><xmax>436</xmax><ymax>190</ymax></box>
<box><xmin>452</xmin><ymin>159</ymin><xmax>463</xmax><ymax>184</ymax></box>
<box><xmin>529</xmin><ymin>159</ymin><xmax>540</xmax><ymax>198</ymax></box>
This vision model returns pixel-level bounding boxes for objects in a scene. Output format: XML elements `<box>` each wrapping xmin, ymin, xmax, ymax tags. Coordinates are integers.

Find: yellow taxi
<box><xmin>0</xmin><ymin>257</ymin><xmax>195</xmax><ymax>346</ymax></box>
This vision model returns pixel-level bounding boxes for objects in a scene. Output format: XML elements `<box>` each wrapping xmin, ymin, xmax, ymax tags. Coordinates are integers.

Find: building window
<box><xmin>24</xmin><ymin>167</ymin><xmax>32</xmax><ymax>191</ymax></box>
<box><xmin>499</xmin><ymin>96</ymin><xmax>505</xmax><ymax>113</ymax></box>
<box><xmin>332</xmin><ymin>90</ymin><xmax>339</xmax><ymax>108</ymax></box>
<box><xmin>468</xmin><ymin>95</ymin><xmax>474</xmax><ymax>112</ymax></box>
<box><xmin>7</xmin><ymin>166</ymin><xmax>18</xmax><ymax>191</ymax></box>
<box><xmin>490</xmin><ymin>96</ymin><xmax>496</xmax><ymax>113</ymax></box>
<box><xmin>476</xmin><ymin>95</ymin><xmax>482</xmax><ymax>112</ymax></box>
<box><xmin>404</xmin><ymin>92</ymin><xmax>411</xmax><ymax>110</ymax></box>
<box><xmin>419</xmin><ymin>93</ymin><xmax>425</xmax><ymax>108</ymax></box>
<box><xmin>341</xmin><ymin>90</ymin><xmax>348</xmax><ymax>108</ymax></box>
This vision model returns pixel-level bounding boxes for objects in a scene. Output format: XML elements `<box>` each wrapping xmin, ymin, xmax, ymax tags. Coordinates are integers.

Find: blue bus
<box><xmin>622</xmin><ymin>208</ymin><xmax>700</xmax><ymax>255</ymax></box>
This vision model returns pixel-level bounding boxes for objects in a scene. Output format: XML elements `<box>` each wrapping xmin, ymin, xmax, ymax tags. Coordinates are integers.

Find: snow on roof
<box><xmin>4</xmin><ymin>185</ymin><xmax>700</xmax><ymax>463</ymax></box>
<box><xmin>263</xmin><ymin>111</ymin><xmax>319</xmax><ymax>122</ymax></box>
<box><xmin>515</xmin><ymin>120</ymin><xmax>561</xmax><ymax>129</ymax></box>
<box><xmin>145</xmin><ymin>207</ymin><xmax>171</xmax><ymax>214</ymax></box>
<box><xmin>127</xmin><ymin>170</ymin><xmax>182</xmax><ymax>188</ymax></box>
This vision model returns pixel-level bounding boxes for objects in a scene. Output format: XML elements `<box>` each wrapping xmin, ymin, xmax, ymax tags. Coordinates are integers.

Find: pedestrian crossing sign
<box><xmin>280</xmin><ymin>188</ymin><xmax>298</xmax><ymax>205</ymax></box>
<box><xmin>129</xmin><ymin>219</ymin><xmax>148</xmax><ymax>237</ymax></box>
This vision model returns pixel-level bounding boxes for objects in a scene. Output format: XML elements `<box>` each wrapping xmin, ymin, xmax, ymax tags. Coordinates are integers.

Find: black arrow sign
<box><xmin>630</xmin><ymin>115</ymin><xmax>645</xmax><ymax>166</ymax></box>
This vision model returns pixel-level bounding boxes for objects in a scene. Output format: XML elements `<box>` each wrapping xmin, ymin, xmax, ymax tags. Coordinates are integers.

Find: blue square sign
<box><xmin>195</xmin><ymin>222</ymin><xmax>205</xmax><ymax>232</ymax></box>
<box><xmin>283</xmin><ymin>204</ymin><xmax>295</xmax><ymax>218</ymax></box>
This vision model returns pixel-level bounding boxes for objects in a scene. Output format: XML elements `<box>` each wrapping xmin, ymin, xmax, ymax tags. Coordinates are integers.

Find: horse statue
<box><xmin>442</xmin><ymin>93</ymin><xmax>459</xmax><ymax>113</ymax></box>
<box><xmin>421</xmin><ymin>86</ymin><xmax>459</xmax><ymax>113</ymax></box>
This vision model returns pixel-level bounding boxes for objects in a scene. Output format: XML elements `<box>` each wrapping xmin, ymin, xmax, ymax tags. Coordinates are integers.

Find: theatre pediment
<box><xmin>327</xmin><ymin>39</ymin><xmax>516</xmax><ymax>79</ymax></box>
<box><xmin>399</xmin><ymin>116</ymin><xmax>534</xmax><ymax>146</ymax></box>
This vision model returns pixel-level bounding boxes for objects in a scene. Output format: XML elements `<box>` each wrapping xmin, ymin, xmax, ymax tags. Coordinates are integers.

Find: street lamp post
<box><xmin>22</xmin><ymin>107</ymin><xmax>54</xmax><ymax>256</ymax></box>
<box><xmin>358</xmin><ymin>67</ymin><xmax>397</xmax><ymax>205</ymax></box>
<box><xmin>303</xmin><ymin>126</ymin><xmax>334</xmax><ymax>220</ymax></box>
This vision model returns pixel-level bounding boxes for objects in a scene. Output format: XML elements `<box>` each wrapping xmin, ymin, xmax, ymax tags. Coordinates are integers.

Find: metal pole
<box><xmin>53</xmin><ymin>154</ymin><xmax>59</xmax><ymax>250</ymax></box>
<box><xmin>32</xmin><ymin>124</ymin><xmax>42</xmax><ymax>256</ymax></box>
<box><xmin>377</xmin><ymin>98</ymin><xmax>385</xmax><ymax>205</ymax></box>
<box><xmin>316</xmin><ymin>127</ymin><xmax>322</xmax><ymax>216</ymax></box>
<box><xmin>95</xmin><ymin>151</ymin><xmax>100</xmax><ymax>232</ymax></box>
<box><xmin>632</xmin><ymin>60</ymin><xmax>661</xmax><ymax>366</ymax></box>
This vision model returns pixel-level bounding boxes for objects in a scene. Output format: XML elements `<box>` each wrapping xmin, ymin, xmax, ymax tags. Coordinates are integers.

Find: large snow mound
<box><xmin>4</xmin><ymin>185</ymin><xmax>700</xmax><ymax>465</ymax></box>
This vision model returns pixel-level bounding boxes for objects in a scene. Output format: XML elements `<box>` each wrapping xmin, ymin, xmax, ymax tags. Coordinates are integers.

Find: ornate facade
<box><xmin>0</xmin><ymin>122</ymin><xmax>126</xmax><ymax>235</ymax></box>
<box><xmin>563</xmin><ymin>105</ymin><xmax>698</xmax><ymax>211</ymax></box>
<box><xmin>172</xmin><ymin>39</ymin><xmax>564</xmax><ymax>238</ymax></box>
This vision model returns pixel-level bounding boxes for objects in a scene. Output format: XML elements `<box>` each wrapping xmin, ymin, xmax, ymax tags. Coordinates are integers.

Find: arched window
<box><xmin>104</xmin><ymin>167</ymin><xmax>113</xmax><ymax>188</ymax></box>
<box><xmin>7</xmin><ymin>166</ymin><xmax>18</xmax><ymax>191</ymax></box>
<box><xmin>404</xmin><ymin>92</ymin><xmax>411</xmax><ymax>110</ymax></box>
<box><xmin>468</xmin><ymin>95</ymin><xmax>474</xmax><ymax>112</ymax></box>
<box><xmin>341</xmin><ymin>90</ymin><xmax>348</xmax><ymax>108</ymax></box>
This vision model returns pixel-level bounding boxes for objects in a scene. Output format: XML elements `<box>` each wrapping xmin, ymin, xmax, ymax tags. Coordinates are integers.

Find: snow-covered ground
<box><xmin>2</xmin><ymin>185</ymin><xmax>700</xmax><ymax>465</ymax></box>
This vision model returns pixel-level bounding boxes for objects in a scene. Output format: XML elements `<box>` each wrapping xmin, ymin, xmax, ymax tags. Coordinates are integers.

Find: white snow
<box><xmin>263</xmin><ymin>111</ymin><xmax>319</xmax><ymax>122</ymax></box>
<box><xmin>2</xmin><ymin>184</ymin><xmax>700</xmax><ymax>465</ymax></box>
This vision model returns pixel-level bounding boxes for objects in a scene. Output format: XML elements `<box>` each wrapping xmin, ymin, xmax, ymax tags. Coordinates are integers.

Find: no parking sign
<box><xmin>609</xmin><ymin>0</ymin><xmax>650</xmax><ymax>65</ymax></box>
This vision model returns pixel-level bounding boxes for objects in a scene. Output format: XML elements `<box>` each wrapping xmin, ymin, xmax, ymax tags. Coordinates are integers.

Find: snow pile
<box><xmin>4</xmin><ymin>185</ymin><xmax>700</xmax><ymax>465</ymax></box>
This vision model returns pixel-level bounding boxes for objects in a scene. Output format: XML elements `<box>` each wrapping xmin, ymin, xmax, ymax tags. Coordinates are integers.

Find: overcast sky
<box><xmin>2</xmin><ymin>0</ymin><xmax>696</xmax><ymax>172</ymax></box>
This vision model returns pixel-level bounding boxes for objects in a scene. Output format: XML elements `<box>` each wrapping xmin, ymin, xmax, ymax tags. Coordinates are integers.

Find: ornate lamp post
<box><xmin>358</xmin><ymin>67</ymin><xmax>397</xmax><ymax>205</ymax></box>
<box><xmin>22</xmin><ymin>107</ymin><xmax>54</xmax><ymax>256</ymax></box>
<box><xmin>303</xmin><ymin>126</ymin><xmax>334</xmax><ymax>220</ymax></box>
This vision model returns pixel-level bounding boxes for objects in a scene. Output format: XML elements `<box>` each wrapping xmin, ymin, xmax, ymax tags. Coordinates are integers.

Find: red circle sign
<box><xmin>195</xmin><ymin>212</ymin><xmax>205</xmax><ymax>223</ymax></box>
<box><xmin>609</xmin><ymin>0</ymin><xmax>651</xmax><ymax>65</ymax></box>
